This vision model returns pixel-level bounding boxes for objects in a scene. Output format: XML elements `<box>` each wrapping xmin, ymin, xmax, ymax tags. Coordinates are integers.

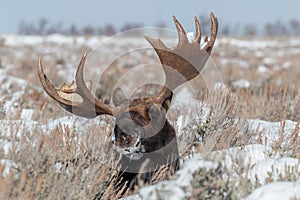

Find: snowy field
<box><xmin>0</xmin><ymin>34</ymin><xmax>300</xmax><ymax>199</ymax></box>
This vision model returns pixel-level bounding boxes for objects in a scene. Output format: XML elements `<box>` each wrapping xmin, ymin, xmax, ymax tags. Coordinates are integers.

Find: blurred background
<box><xmin>1</xmin><ymin>0</ymin><xmax>300</xmax><ymax>36</ymax></box>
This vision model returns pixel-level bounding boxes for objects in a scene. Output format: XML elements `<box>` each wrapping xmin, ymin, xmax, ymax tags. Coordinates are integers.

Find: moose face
<box><xmin>113</xmin><ymin>110</ymin><xmax>149</xmax><ymax>153</ymax></box>
<box><xmin>111</xmin><ymin>87</ymin><xmax>171</xmax><ymax>157</ymax></box>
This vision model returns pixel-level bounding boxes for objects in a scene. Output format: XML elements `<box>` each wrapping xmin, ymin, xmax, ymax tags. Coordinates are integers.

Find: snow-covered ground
<box><xmin>121</xmin><ymin>118</ymin><xmax>300</xmax><ymax>200</ymax></box>
<box><xmin>1</xmin><ymin>101</ymin><xmax>299</xmax><ymax>199</ymax></box>
<box><xmin>0</xmin><ymin>34</ymin><xmax>300</xmax><ymax>199</ymax></box>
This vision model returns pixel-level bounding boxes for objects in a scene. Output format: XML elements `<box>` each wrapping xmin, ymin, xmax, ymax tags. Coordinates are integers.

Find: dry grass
<box><xmin>0</xmin><ymin>116</ymin><xmax>122</xmax><ymax>199</ymax></box>
<box><xmin>1</xmin><ymin>35</ymin><xmax>300</xmax><ymax>199</ymax></box>
<box><xmin>234</xmin><ymin>83</ymin><xmax>300</xmax><ymax>121</ymax></box>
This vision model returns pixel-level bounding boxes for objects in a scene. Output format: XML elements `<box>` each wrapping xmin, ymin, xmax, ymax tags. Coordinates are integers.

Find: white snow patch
<box><xmin>216</xmin><ymin>144</ymin><xmax>271</xmax><ymax>169</ymax></box>
<box><xmin>121</xmin><ymin>195</ymin><xmax>141</xmax><ymax>200</ymax></box>
<box><xmin>232</xmin><ymin>58</ymin><xmax>250</xmax><ymax>68</ymax></box>
<box><xmin>282</xmin><ymin>61</ymin><xmax>292</xmax><ymax>69</ymax></box>
<box><xmin>20</xmin><ymin>109</ymin><xmax>34</xmax><ymax>120</ymax></box>
<box><xmin>247</xmin><ymin>119</ymin><xmax>298</xmax><ymax>146</ymax></box>
<box><xmin>257</xmin><ymin>65</ymin><xmax>269</xmax><ymax>73</ymax></box>
<box><xmin>139</xmin><ymin>159</ymin><xmax>218</xmax><ymax>200</ymax></box>
<box><xmin>220</xmin><ymin>38</ymin><xmax>279</xmax><ymax>50</ymax></box>
<box><xmin>245</xmin><ymin>180</ymin><xmax>300</xmax><ymax>200</ymax></box>
<box><xmin>186</xmin><ymin>32</ymin><xmax>195</xmax><ymax>43</ymax></box>
<box><xmin>263</xmin><ymin>57</ymin><xmax>276</xmax><ymax>65</ymax></box>
<box><xmin>175</xmin><ymin>101</ymin><xmax>211</xmax><ymax>138</ymax></box>
<box><xmin>172</xmin><ymin>87</ymin><xmax>195</xmax><ymax>105</ymax></box>
<box><xmin>232</xmin><ymin>79</ymin><xmax>251</xmax><ymax>89</ymax></box>
<box><xmin>0</xmin><ymin>159</ymin><xmax>18</xmax><ymax>177</ymax></box>
<box><xmin>289</xmin><ymin>39</ymin><xmax>300</xmax><ymax>46</ymax></box>
<box><xmin>247</xmin><ymin>157</ymin><xmax>300</xmax><ymax>184</ymax></box>
<box><xmin>0</xmin><ymin>73</ymin><xmax>28</xmax><ymax>91</ymax></box>
<box><xmin>214</xmin><ymin>82</ymin><xmax>228</xmax><ymax>91</ymax></box>
<box><xmin>176</xmin><ymin>115</ymin><xmax>185</xmax><ymax>137</ymax></box>
<box><xmin>0</xmin><ymin>116</ymin><xmax>110</xmax><ymax>156</ymax></box>
<box><xmin>255</xmin><ymin>51</ymin><xmax>265</xmax><ymax>58</ymax></box>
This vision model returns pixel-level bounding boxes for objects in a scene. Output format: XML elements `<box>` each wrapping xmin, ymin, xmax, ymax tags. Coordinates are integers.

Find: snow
<box><xmin>128</xmin><ymin>118</ymin><xmax>300</xmax><ymax>200</ymax></box>
<box><xmin>138</xmin><ymin>159</ymin><xmax>218</xmax><ymax>200</ymax></box>
<box><xmin>20</xmin><ymin>109</ymin><xmax>34</xmax><ymax>120</ymax></box>
<box><xmin>1</xmin><ymin>34</ymin><xmax>300</xmax><ymax>199</ymax></box>
<box><xmin>257</xmin><ymin>65</ymin><xmax>269</xmax><ymax>73</ymax></box>
<box><xmin>175</xmin><ymin>100</ymin><xmax>211</xmax><ymax>138</ymax></box>
<box><xmin>214</xmin><ymin>82</ymin><xmax>227</xmax><ymax>91</ymax></box>
<box><xmin>1</xmin><ymin>34</ymin><xmax>102</xmax><ymax>48</ymax></box>
<box><xmin>282</xmin><ymin>61</ymin><xmax>292</xmax><ymax>69</ymax></box>
<box><xmin>263</xmin><ymin>57</ymin><xmax>276</xmax><ymax>65</ymax></box>
<box><xmin>131</xmin><ymin>140</ymin><xmax>299</xmax><ymax>200</ymax></box>
<box><xmin>0</xmin><ymin>34</ymin><xmax>152</xmax><ymax>50</ymax></box>
<box><xmin>232</xmin><ymin>58</ymin><xmax>250</xmax><ymax>69</ymax></box>
<box><xmin>172</xmin><ymin>87</ymin><xmax>195</xmax><ymax>105</ymax></box>
<box><xmin>0</xmin><ymin>73</ymin><xmax>28</xmax><ymax>92</ymax></box>
<box><xmin>247</xmin><ymin>119</ymin><xmax>298</xmax><ymax>146</ymax></box>
<box><xmin>176</xmin><ymin>115</ymin><xmax>185</xmax><ymax>137</ymax></box>
<box><xmin>247</xmin><ymin>157</ymin><xmax>300</xmax><ymax>184</ymax></box>
<box><xmin>232</xmin><ymin>79</ymin><xmax>251</xmax><ymax>89</ymax></box>
<box><xmin>220</xmin><ymin>38</ymin><xmax>279</xmax><ymax>50</ymax></box>
<box><xmin>0</xmin><ymin>116</ymin><xmax>109</xmax><ymax>156</ymax></box>
<box><xmin>186</xmin><ymin>32</ymin><xmax>195</xmax><ymax>43</ymax></box>
<box><xmin>218</xmin><ymin>144</ymin><xmax>271</xmax><ymax>169</ymax></box>
<box><xmin>245</xmin><ymin>180</ymin><xmax>300</xmax><ymax>200</ymax></box>
<box><xmin>0</xmin><ymin>159</ymin><xmax>18</xmax><ymax>176</ymax></box>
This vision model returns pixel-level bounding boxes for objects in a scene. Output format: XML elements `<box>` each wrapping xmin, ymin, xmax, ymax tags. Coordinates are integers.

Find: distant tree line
<box><xmin>198</xmin><ymin>15</ymin><xmax>300</xmax><ymax>36</ymax></box>
<box><xmin>18</xmin><ymin>17</ymin><xmax>164</xmax><ymax>36</ymax></box>
<box><xmin>17</xmin><ymin>16</ymin><xmax>300</xmax><ymax>36</ymax></box>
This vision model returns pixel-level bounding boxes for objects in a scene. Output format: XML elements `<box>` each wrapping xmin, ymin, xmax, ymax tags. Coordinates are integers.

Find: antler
<box><xmin>38</xmin><ymin>53</ymin><xmax>114</xmax><ymax>118</ymax></box>
<box><xmin>38</xmin><ymin>13</ymin><xmax>218</xmax><ymax>118</ymax></box>
<box><xmin>145</xmin><ymin>12</ymin><xmax>218</xmax><ymax>105</ymax></box>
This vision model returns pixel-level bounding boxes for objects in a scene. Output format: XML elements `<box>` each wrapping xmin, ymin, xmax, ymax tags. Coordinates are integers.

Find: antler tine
<box><xmin>203</xmin><ymin>12</ymin><xmax>218</xmax><ymax>53</ymax></box>
<box><xmin>38</xmin><ymin>54</ymin><xmax>114</xmax><ymax>118</ymax></box>
<box><xmin>173</xmin><ymin>16</ymin><xmax>189</xmax><ymax>45</ymax></box>
<box><xmin>144</xmin><ymin>36</ymin><xmax>168</xmax><ymax>51</ymax></box>
<box><xmin>75</xmin><ymin>53</ymin><xmax>115</xmax><ymax>115</ymax></box>
<box><xmin>145</xmin><ymin>13</ymin><xmax>218</xmax><ymax>106</ymax></box>
<box><xmin>38</xmin><ymin>57</ymin><xmax>75</xmax><ymax>107</ymax></box>
<box><xmin>194</xmin><ymin>16</ymin><xmax>202</xmax><ymax>44</ymax></box>
<box><xmin>74</xmin><ymin>53</ymin><xmax>95</xmax><ymax>103</ymax></box>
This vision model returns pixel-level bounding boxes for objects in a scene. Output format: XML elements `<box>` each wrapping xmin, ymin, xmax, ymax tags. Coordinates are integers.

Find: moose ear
<box><xmin>113</xmin><ymin>87</ymin><xmax>128</xmax><ymax>106</ymax></box>
<box><xmin>162</xmin><ymin>92</ymin><xmax>173</xmax><ymax>111</ymax></box>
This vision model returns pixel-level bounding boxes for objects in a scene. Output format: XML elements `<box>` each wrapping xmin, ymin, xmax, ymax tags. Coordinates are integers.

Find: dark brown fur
<box><xmin>112</xmin><ymin>90</ymin><xmax>179</xmax><ymax>191</ymax></box>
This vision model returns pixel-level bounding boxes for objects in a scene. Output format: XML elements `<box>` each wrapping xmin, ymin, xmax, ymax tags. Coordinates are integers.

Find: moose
<box><xmin>38</xmin><ymin>13</ymin><xmax>218</xmax><ymax>194</ymax></box>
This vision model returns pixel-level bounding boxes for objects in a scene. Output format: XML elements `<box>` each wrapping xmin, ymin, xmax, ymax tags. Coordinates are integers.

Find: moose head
<box><xmin>38</xmin><ymin>13</ymin><xmax>218</xmax><ymax>192</ymax></box>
